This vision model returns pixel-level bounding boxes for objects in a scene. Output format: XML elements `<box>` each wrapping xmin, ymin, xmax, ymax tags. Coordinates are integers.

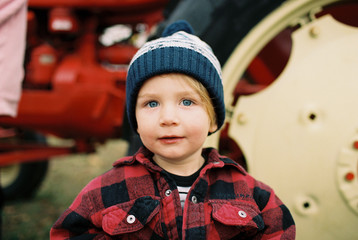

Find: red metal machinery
<box><xmin>0</xmin><ymin>0</ymin><xmax>168</xmax><ymax>166</ymax></box>
<box><xmin>0</xmin><ymin>0</ymin><xmax>172</xmax><ymax>200</ymax></box>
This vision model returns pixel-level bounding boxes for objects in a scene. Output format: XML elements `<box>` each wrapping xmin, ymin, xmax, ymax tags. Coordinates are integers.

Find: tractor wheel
<box><xmin>164</xmin><ymin>0</ymin><xmax>358</xmax><ymax>239</ymax></box>
<box><xmin>1</xmin><ymin>131</ymin><xmax>49</xmax><ymax>201</ymax></box>
<box><xmin>1</xmin><ymin>161</ymin><xmax>48</xmax><ymax>201</ymax></box>
<box><xmin>203</xmin><ymin>1</ymin><xmax>358</xmax><ymax>240</ymax></box>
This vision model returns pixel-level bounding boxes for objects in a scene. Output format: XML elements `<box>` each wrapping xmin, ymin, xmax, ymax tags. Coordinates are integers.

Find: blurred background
<box><xmin>1</xmin><ymin>0</ymin><xmax>358</xmax><ymax>239</ymax></box>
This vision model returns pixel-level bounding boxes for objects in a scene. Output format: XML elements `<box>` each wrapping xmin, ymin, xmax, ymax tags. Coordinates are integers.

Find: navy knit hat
<box><xmin>126</xmin><ymin>20</ymin><xmax>225</xmax><ymax>133</ymax></box>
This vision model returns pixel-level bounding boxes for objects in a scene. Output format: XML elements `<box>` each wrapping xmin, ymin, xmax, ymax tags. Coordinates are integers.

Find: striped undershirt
<box><xmin>177</xmin><ymin>186</ymin><xmax>191</xmax><ymax>208</ymax></box>
<box><xmin>166</xmin><ymin>163</ymin><xmax>206</xmax><ymax>208</ymax></box>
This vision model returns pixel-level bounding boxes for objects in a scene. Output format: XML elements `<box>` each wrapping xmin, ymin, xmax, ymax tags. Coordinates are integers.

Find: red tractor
<box><xmin>1</xmin><ymin>0</ymin><xmax>358</xmax><ymax>239</ymax></box>
<box><xmin>0</xmin><ymin>0</ymin><xmax>169</xmax><ymax>199</ymax></box>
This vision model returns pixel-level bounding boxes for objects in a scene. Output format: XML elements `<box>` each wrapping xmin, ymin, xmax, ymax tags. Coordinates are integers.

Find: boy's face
<box><xmin>135</xmin><ymin>74</ymin><xmax>217</xmax><ymax>164</ymax></box>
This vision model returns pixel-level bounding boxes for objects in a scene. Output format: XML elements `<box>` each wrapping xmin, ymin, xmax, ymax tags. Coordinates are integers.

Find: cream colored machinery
<box><xmin>206</xmin><ymin>0</ymin><xmax>358</xmax><ymax>239</ymax></box>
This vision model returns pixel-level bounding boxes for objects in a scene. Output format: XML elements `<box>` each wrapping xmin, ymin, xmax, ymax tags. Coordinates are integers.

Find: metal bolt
<box><xmin>237</xmin><ymin>113</ymin><xmax>247</xmax><ymax>125</ymax></box>
<box><xmin>309</xmin><ymin>26</ymin><xmax>320</xmax><ymax>38</ymax></box>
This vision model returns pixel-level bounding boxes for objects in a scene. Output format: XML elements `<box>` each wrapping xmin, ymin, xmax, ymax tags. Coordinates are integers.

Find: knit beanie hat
<box><xmin>126</xmin><ymin>20</ymin><xmax>225</xmax><ymax>134</ymax></box>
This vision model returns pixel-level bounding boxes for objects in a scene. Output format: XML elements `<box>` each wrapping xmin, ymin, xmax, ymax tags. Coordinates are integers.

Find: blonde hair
<box><xmin>173</xmin><ymin>74</ymin><xmax>217</xmax><ymax>130</ymax></box>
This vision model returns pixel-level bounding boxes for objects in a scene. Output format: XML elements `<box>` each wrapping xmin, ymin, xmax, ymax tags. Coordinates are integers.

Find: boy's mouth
<box><xmin>158</xmin><ymin>136</ymin><xmax>184</xmax><ymax>143</ymax></box>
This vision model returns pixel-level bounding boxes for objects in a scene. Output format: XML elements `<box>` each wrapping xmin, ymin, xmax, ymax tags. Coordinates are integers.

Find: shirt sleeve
<box><xmin>252</xmin><ymin>180</ymin><xmax>296</xmax><ymax>239</ymax></box>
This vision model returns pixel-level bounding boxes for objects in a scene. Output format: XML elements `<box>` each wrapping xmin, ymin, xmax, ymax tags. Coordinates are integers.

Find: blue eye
<box><xmin>147</xmin><ymin>101</ymin><xmax>159</xmax><ymax>108</ymax></box>
<box><xmin>182</xmin><ymin>99</ymin><xmax>193</xmax><ymax>106</ymax></box>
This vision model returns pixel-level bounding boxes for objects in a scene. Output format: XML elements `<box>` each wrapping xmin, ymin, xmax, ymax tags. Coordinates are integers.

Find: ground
<box><xmin>2</xmin><ymin>139</ymin><xmax>128</xmax><ymax>240</ymax></box>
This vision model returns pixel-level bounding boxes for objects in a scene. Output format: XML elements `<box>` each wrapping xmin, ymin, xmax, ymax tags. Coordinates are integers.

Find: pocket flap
<box><xmin>102</xmin><ymin>196</ymin><xmax>160</xmax><ymax>235</ymax></box>
<box><xmin>210</xmin><ymin>200</ymin><xmax>264</xmax><ymax>230</ymax></box>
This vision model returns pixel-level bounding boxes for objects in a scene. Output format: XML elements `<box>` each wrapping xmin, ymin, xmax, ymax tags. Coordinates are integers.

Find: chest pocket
<box><xmin>210</xmin><ymin>200</ymin><xmax>264</xmax><ymax>239</ymax></box>
<box><xmin>102</xmin><ymin>196</ymin><xmax>161</xmax><ymax>237</ymax></box>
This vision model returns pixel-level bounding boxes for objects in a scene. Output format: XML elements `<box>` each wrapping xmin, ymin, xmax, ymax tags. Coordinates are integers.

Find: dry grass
<box><xmin>2</xmin><ymin>139</ymin><xmax>128</xmax><ymax>240</ymax></box>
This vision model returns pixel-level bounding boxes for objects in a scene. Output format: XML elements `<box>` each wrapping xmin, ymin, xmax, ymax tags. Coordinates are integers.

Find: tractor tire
<box><xmin>195</xmin><ymin>1</ymin><xmax>357</xmax><ymax>239</ymax></box>
<box><xmin>1</xmin><ymin>161</ymin><xmax>48</xmax><ymax>201</ymax></box>
<box><xmin>157</xmin><ymin>0</ymin><xmax>286</xmax><ymax>65</ymax></box>
<box><xmin>1</xmin><ymin>131</ymin><xmax>49</xmax><ymax>201</ymax></box>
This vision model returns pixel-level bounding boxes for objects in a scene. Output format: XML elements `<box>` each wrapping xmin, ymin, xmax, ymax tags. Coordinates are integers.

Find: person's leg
<box><xmin>0</xmin><ymin>0</ymin><xmax>27</xmax><ymax>117</ymax></box>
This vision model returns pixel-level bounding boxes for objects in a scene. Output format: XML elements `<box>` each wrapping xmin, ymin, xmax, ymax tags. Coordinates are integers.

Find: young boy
<box><xmin>50</xmin><ymin>20</ymin><xmax>295</xmax><ymax>239</ymax></box>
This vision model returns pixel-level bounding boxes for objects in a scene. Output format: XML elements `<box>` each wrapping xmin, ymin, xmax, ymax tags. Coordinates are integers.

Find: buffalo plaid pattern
<box><xmin>50</xmin><ymin>147</ymin><xmax>295</xmax><ymax>239</ymax></box>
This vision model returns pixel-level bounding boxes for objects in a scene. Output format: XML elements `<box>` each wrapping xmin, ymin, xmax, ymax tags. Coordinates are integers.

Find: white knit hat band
<box><xmin>130</xmin><ymin>31</ymin><xmax>222</xmax><ymax>80</ymax></box>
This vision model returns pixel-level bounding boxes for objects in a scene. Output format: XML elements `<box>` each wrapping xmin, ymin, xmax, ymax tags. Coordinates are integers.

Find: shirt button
<box><xmin>191</xmin><ymin>195</ymin><xmax>198</xmax><ymax>204</ymax></box>
<box><xmin>165</xmin><ymin>189</ymin><xmax>172</xmax><ymax>197</ymax></box>
<box><xmin>127</xmin><ymin>215</ymin><xmax>136</xmax><ymax>224</ymax></box>
<box><xmin>238</xmin><ymin>210</ymin><xmax>247</xmax><ymax>218</ymax></box>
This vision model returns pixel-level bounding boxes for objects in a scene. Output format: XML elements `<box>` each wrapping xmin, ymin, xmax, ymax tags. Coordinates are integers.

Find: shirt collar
<box><xmin>201</xmin><ymin>148</ymin><xmax>247</xmax><ymax>175</ymax></box>
<box><xmin>113</xmin><ymin>147</ymin><xmax>246</xmax><ymax>175</ymax></box>
<box><xmin>113</xmin><ymin>147</ymin><xmax>161</xmax><ymax>172</ymax></box>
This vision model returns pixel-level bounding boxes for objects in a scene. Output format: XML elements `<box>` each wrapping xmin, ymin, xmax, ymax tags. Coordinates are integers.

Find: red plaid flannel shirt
<box><xmin>50</xmin><ymin>147</ymin><xmax>295</xmax><ymax>239</ymax></box>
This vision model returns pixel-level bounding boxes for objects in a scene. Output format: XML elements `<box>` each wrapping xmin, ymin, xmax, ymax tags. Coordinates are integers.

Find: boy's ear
<box><xmin>209</xmin><ymin>123</ymin><xmax>218</xmax><ymax>134</ymax></box>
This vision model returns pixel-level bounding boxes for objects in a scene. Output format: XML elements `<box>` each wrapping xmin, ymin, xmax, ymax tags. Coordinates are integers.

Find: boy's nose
<box><xmin>159</xmin><ymin>105</ymin><xmax>179</xmax><ymax>126</ymax></box>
